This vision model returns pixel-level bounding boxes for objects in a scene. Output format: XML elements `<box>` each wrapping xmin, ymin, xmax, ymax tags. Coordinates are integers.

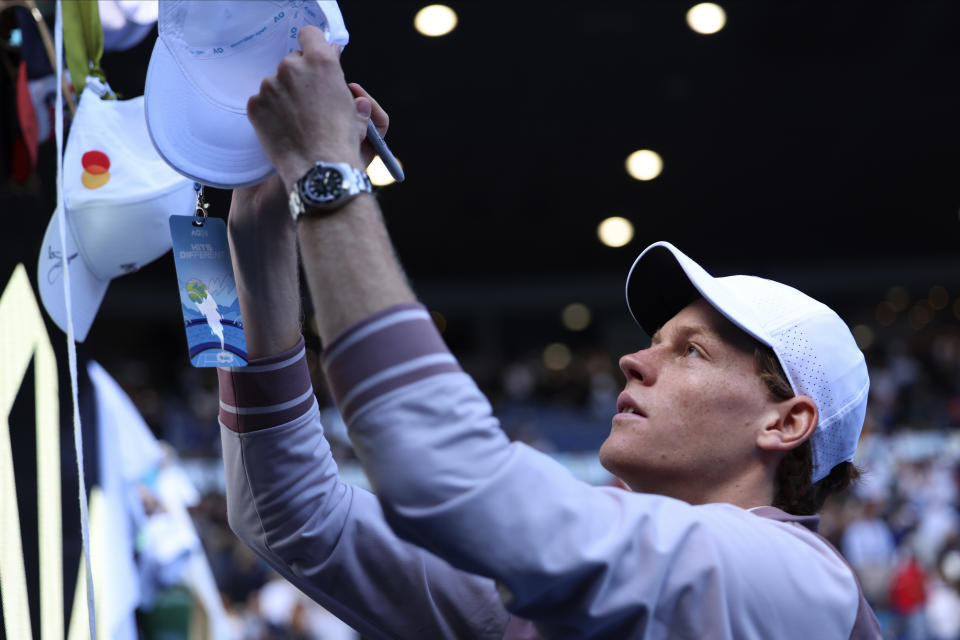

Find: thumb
<box><xmin>354</xmin><ymin>96</ymin><xmax>373</xmax><ymax>120</ymax></box>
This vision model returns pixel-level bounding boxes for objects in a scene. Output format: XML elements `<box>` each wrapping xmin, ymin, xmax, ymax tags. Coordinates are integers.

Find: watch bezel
<box><xmin>289</xmin><ymin>162</ymin><xmax>374</xmax><ymax>223</ymax></box>
<box><xmin>301</xmin><ymin>166</ymin><xmax>347</xmax><ymax>205</ymax></box>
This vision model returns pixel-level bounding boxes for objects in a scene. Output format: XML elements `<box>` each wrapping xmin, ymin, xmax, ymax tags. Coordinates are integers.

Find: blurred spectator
<box><xmin>103</xmin><ymin>309</ymin><xmax>960</xmax><ymax>638</ymax></box>
<box><xmin>842</xmin><ymin>498</ymin><xmax>896</xmax><ymax>607</ymax></box>
<box><xmin>258</xmin><ymin>575</ymin><xmax>359</xmax><ymax>640</ymax></box>
<box><xmin>888</xmin><ymin>554</ymin><xmax>928</xmax><ymax>640</ymax></box>
<box><xmin>927</xmin><ymin>544</ymin><xmax>960</xmax><ymax>640</ymax></box>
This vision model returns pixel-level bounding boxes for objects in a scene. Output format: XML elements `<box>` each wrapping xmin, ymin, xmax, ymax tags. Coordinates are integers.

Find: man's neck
<box><xmin>630</xmin><ymin>466</ymin><xmax>775</xmax><ymax>509</ymax></box>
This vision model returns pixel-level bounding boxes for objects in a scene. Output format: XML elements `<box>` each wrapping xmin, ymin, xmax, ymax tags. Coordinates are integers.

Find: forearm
<box><xmin>227</xmin><ymin>190</ymin><xmax>302</xmax><ymax>359</ymax></box>
<box><xmin>243</xmin><ymin>23</ymin><xmax>408</xmax><ymax>348</ymax></box>
<box><xmin>295</xmin><ymin>193</ymin><xmax>416</xmax><ymax>345</ymax></box>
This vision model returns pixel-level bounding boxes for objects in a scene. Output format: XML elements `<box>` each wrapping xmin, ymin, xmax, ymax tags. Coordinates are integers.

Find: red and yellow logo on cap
<box><xmin>81</xmin><ymin>150</ymin><xmax>110</xmax><ymax>189</ymax></box>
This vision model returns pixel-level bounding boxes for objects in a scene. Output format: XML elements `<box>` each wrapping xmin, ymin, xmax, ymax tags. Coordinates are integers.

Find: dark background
<box><xmin>4</xmin><ymin>4</ymin><xmax>960</xmax><ymax>636</ymax></box>
<box><xmin>4</xmin><ymin>0</ymin><xmax>960</xmax><ymax>369</ymax></box>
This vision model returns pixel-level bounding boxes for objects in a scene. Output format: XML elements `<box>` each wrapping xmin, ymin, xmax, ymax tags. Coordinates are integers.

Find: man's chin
<box><xmin>598</xmin><ymin>438</ymin><xmax>627</xmax><ymax>480</ymax></box>
<box><xmin>598</xmin><ymin>440</ymin><xmax>665</xmax><ymax>494</ymax></box>
<box><xmin>598</xmin><ymin>455</ymin><xmax>635</xmax><ymax>492</ymax></box>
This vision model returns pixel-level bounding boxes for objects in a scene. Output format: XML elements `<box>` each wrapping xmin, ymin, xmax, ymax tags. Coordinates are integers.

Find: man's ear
<box><xmin>757</xmin><ymin>395</ymin><xmax>818</xmax><ymax>452</ymax></box>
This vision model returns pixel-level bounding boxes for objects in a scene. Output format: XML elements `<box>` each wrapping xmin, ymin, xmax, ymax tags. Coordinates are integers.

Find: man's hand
<box><xmin>229</xmin><ymin>173</ymin><xmax>290</xmax><ymax>235</ymax></box>
<box><xmin>349</xmin><ymin>82</ymin><xmax>390</xmax><ymax>169</ymax></box>
<box><xmin>242</xmin><ymin>25</ymin><xmax>412</xmax><ymax>346</ymax></box>
<box><xmin>247</xmin><ymin>25</ymin><xmax>369</xmax><ymax>191</ymax></box>
<box><xmin>230</xmin><ymin>46</ymin><xmax>391</xmax><ymax>358</ymax></box>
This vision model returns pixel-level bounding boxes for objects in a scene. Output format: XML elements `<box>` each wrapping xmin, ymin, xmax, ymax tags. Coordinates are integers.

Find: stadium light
<box><xmin>597</xmin><ymin>217</ymin><xmax>635</xmax><ymax>248</ymax></box>
<box><xmin>562</xmin><ymin>303</ymin><xmax>592</xmax><ymax>331</ymax></box>
<box><xmin>543</xmin><ymin>343</ymin><xmax>572</xmax><ymax>371</ymax></box>
<box><xmin>368</xmin><ymin>156</ymin><xmax>402</xmax><ymax>186</ymax></box>
<box><xmin>414</xmin><ymin>5</ymin><xmax>458</xmax><ymax>37</ymax></box>
<box><xmin>625</xmin><ymin>149</ymin><xmax>663</xmax><ymax>181</ymax></box>
<box><xmin>686</xmin><ymin>3</ymin><xmax>727</xmax><ymax>35</ymax></box>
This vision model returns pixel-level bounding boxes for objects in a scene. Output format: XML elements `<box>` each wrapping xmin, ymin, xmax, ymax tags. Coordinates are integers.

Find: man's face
<box><xmin>599</xmin><ymin>298</ymin><xmax>779</xmax><ymax>499</ymax></box>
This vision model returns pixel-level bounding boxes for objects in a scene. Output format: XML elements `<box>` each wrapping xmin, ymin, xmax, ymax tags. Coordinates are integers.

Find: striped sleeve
<box><xmin>218</xmin><ymin>337</ymin><xmax>315</xmax><ymax>432</ymax></box>
<box><xmin>322</xmin><ymin>303</ymin><xmax>461</xmax><ymax>422</ymax></box>
<box><xmin>218</xmin><ymin>330</ymin><xmax>518</xmax><ymax>639</ymax></box>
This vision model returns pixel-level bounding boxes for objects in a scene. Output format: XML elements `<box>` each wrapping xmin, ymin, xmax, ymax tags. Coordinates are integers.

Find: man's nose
<box><xmin>619</xmin><ymin>348</ymin><xmax>656</xmax><ymax>385</ymax></box>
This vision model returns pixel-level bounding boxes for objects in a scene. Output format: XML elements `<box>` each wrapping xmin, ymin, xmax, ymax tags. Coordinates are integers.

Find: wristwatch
<box><xmin>288</xmin><ymin>161</ymin><xmax>373</xmax><ymax>222</ymax></box>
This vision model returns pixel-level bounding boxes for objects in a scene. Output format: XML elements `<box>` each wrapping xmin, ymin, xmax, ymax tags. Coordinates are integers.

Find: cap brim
<box><xmin>625</xmin><ymin>241</ymin><xmax>774</xmax><ymax>346</ymax></box>
<box><xmin>103</xmin><ymin>20</ymin><xmax>156</xmax><ymax>52</ymax></box>
<box><xmin>145</xmin><ymin>37</ymin><xmax>275</xmax><ymax>189</ymax></box>
<box><xmin>37</xmin><ymin>207</ymin><xmax>109</xmax><ymax>342</ymax></box>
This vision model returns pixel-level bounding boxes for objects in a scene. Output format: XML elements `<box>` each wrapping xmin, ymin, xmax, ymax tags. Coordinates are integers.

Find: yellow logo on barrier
<box><xmin>0</xmin><ymin>264</ymin><xmax>63</xmax><ymax>639</ymax></box>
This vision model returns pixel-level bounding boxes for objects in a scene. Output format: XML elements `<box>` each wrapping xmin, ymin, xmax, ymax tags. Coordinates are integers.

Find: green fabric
<box><xmin>61</xmin><ymin>0</ymin><xmax>107</xmax><ymax>96</ymax></box>
<box><xmin>139</xmin><ymin>586</ymin><xmax>192</xmax><ymax>640</ymax></box>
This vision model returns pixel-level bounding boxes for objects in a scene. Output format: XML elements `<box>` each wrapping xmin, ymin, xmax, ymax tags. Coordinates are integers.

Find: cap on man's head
<box><xmin>624</xmin><ymin>241</ymin><xmax>870</xmax><ymax>482</ymax></box>
<box><xmin>37</xmin><ymin>82</ymin><xmax>195</xmax><ymax>341</ymax></box>
<box><xmin>145</xmin><ymin>1</ymin><xmax>349</xmax><ymax>189</ymax></box>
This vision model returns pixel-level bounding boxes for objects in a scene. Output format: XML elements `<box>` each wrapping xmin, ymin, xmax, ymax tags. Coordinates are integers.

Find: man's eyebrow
<box><xmin>651</xmin><ymin>324</ymin><xmax>720</xmax><ymax>345</ymax></box>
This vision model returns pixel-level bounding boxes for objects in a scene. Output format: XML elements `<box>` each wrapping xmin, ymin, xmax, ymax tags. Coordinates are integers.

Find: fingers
<box><xmin>245</xmin><ymin>25</ymin><xmax>369</xmax><ymax>181</ymax></box>
<box><xmin>276</xmin><ymin>53</ymin><xmax>298</xmax><ymax>86</ymax></box>
<box><xmin>248</xmin><ymin>73</ymin><xmax>279</xmax><ymax>119</ymax></box>
<box><xmin>348</xmin><ymin>82</ymin><xmax>389</xmax><ymax>136</ymax></box>
<box><xmin>354</xmin><ymin>96</ymin><xmax>373</xmax><ymax>120</ymax></box>
<box><xmin>298</xmin><ymin>24</ymin><xmax>338</xmax><ymax>61</ymax></box>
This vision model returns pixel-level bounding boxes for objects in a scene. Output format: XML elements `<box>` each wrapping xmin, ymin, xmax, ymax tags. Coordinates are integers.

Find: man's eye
<box><xmin>684</xmin><ymin>345</ymin><xmax>700</xmax><ymax>358</ymax></box>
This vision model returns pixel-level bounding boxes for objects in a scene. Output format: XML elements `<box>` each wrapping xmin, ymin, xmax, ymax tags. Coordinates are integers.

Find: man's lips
<box><xmin>616</xmin><ymin>392</ymin><xmax>646</xmax><ymax>417</ymax></box>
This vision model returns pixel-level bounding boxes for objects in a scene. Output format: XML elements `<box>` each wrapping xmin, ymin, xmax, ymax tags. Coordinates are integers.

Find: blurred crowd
<box><xmin>819</xmin><ymin>329</ymin><xmax>960</xmax><ymax>640</ymax></box>
<box><xmin>108</xmin><ymin>313</ymin><xmax>960</xmax><ymax>640</ymax></box>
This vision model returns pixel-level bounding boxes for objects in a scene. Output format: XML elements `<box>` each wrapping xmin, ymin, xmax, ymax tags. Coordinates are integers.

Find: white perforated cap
<box><xmin>625</xmin><ymin>241</ymin><xmax>870</xmax><ymax>482</ymax></box>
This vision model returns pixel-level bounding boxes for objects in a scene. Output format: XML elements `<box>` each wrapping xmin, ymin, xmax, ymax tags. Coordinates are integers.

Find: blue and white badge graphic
<box><xmin>169</xmin><ymin>216</ymin><xmax>247</xmax><ymax>367</ymax></box>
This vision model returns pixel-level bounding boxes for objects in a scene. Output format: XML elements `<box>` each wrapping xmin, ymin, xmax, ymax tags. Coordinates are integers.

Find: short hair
<box><xmin>756</xmin><ymin>346</ymin><xmax>860</xmax><ymax>515</ymax></box>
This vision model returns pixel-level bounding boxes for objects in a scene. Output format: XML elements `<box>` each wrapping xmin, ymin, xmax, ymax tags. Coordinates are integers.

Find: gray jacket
<box><xmin>218</xmin><ymin>303</ymin><xmax>880</xmax><ymax>639</ymax></box>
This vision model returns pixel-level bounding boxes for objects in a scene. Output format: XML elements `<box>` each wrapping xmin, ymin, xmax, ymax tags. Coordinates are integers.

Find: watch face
<box><xmin>304</xmin><ymin>167</ymin><xmax>345</xmax><ymax>204</ymax></box>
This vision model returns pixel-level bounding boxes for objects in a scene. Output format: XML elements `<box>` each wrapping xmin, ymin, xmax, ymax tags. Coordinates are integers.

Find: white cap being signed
<box><xmin>145</xmin><ymin>1</ymin><xmax>349</xmax><ymax>189</ymax></box>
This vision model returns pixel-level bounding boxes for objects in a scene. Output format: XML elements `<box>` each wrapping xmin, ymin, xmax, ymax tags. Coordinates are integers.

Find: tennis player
<box><xmin>218</xmin><ymin>25</ymin><xmax>882</xmax><ymax>639</ymax></box>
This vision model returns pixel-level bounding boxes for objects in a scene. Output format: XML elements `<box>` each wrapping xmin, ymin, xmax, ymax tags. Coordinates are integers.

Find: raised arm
<box><xmin>227</xmin><ymin>174</ymin><xmax>301</xmax><ymax>358</ymax></box>
<box><xmin>245</xmin><ymin>27</ymin><xmax>414</xmax><ymax>344</ymax></box>
<box><xmin>242</xmin><ymin>25</ymin><xmax>864</xmax><ymax>638</ymax></box>
<box><xmin>220</xmin><ymin>72</ymin><xmax>511</xmax><ymax>638</ymax></box>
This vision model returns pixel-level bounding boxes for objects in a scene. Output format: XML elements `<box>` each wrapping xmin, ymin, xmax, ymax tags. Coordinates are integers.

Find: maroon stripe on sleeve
<box><xmin>322</xmin><ymin>304</ymin><xmax>463</xmax><ymax>422</ymax></box>
<box><xmin>218</xmin><ymin>336</ymin><xmax>315</xmax><ymax>433</ymax></box>
<box><xmin>323</xmin><ymin>302</ymin><xmax>427</xmax><ymax>356</ymax></box>
<box><xmin>326</xmin><ymin>315</ymin><xmax>451</xmax><ymax>399</ymax></box>
<box><xmin>218</xmin><ymin>395</ymin><xmax>317</xmax><ymax>433</ymax></box>
<box><xmin>339</xmin><ymin>361</ymin><xmax>462</xmax><ymax>422</ymax></box>
<box><xmin>218</xmin><ymin>357</ymin><xmax>312</xmax><ymax>409</ymax></box>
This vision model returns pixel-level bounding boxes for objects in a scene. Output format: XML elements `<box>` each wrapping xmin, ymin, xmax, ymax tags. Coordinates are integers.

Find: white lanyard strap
<box><xmin>54</xmin><ymin>1</ymin><xmax>96</xmax><ymax>637</ymax></box>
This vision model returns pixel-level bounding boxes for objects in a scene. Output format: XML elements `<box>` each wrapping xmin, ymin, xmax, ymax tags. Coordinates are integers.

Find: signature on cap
<box><xmin>46</xmin><ymin>246</ymin><xmax>79</xmax><ymax>284</ymax></box>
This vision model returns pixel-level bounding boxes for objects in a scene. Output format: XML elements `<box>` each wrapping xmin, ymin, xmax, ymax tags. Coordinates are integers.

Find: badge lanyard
<box><xmin>54</xmin><ymin>1</ymin><xmax>97</xmax><ymax>637</ymax></box>
<box><xmin>193</xmin><ymin>182</ymin><xmax>209</xmax><ymax>226</ymax></box>
<box><xmin>168</xmin><ymin>185</ymin><xmax>248</xmax><ymax>368</ymax></box>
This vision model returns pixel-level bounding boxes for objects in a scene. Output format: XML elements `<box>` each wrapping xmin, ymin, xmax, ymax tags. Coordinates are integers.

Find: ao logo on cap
<box><xmin>81</xmin><ymin>150</ymin><xmax>111</xmax><ymax>189</ymax></box>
